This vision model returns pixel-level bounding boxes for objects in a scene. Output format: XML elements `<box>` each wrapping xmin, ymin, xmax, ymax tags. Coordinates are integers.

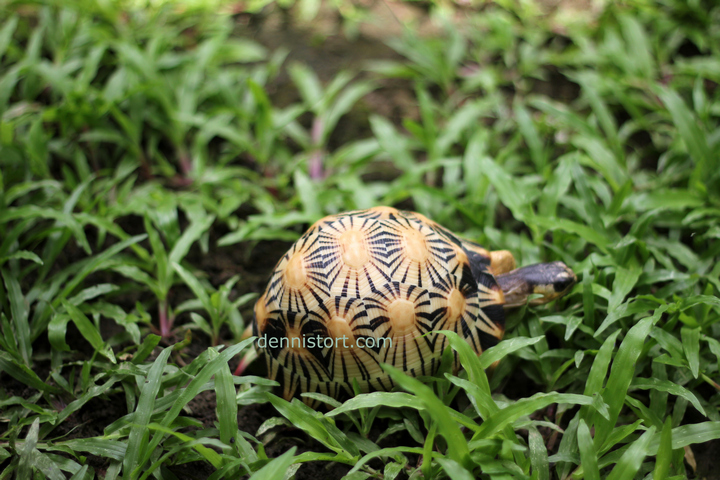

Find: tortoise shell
<box><xmin>252</xmin><ymin>206</ymin><xmax>508</xmax><ymax>402</ymax></box>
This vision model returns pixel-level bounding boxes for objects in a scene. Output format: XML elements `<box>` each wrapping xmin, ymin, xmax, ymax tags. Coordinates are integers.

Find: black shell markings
<box><xmin>253</xmin><ymin>207</ymin><xmax>506</xmax><ymax>404</ymax></box>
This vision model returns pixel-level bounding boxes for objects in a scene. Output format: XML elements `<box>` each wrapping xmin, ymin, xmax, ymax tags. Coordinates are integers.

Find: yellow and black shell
<box><xmin>252</xmin><ymin>206</ymin><xmax>507</xmax><ymax>403</ymax></box>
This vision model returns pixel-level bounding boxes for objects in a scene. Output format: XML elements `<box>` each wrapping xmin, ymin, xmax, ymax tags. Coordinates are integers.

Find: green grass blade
<box><xmin>54</xmin><ymin>438</ymin><xmax>127</xmax><ymax>461</ymax></box>
<box><xmin>528</xmin><ymin>427</ymin><xmax>549</xmax><ymax>480</ymax></box>
<box><xmin>577</xmin><ymin>419</ymin><xmax>600</xmax><ymax>480</ymax></box>
<box><xmin>654</xmin><ymin>417</ymin><xmax>673</xmax><ymax>480</ymax></box>
<box><xmin>132</xmin><ymin>335</ymin><xmax>162</xmax><ymax>364</ymax></box>
<box><xmin>533</xmin><ymin>217</ymin><xmax>610</xmax><ymax>253</ymax></box>
<box><xmin>215</xmin><ymin>362</ymin><xmax>239</xmax><ymax>447</ymax></box>
<box><xmin>1</xmin><ymin>267</ymin><xmax>31</xmax><ymax>365</ymax></box>
<box><xmin>382</xmin><ymin>364</ymin><xmax>472</xmax><ymax>469</ymax></box>
<box><xmin>478</xmin><ymin>336</ymin><xmax>544</xmax><ymax>369</ymax></box>
<box><xmin>648</xmin><ymin>421</ymin><xmax>720</xmax><ymax>454</ymax></box>
<box><xmin>606</xmin><ymin>426</ymin><xmax>655</xmax><ymax>480</ymax></box>
<box><xmin>680</xmin><ymin>327</ymin><xmax>700</xmax><ymax>379</ymax></box>
<box><xmin>594</xmin><ymin>309</ymin><xmax>664</xmax><ymax>449</ymax></box>
<box><xmin>475</xmin><ymin>392</ymin><xmax>594</xmax><ymax>439</ymax></box>
<box><xmin>655</xmin><ymin>86</ymin><xmax>712</xmax><ymax>188</ymax></box>
<box><xmin>140</xmin><ymin>340</ymin><xmax>254</xmax><ymax>467</ymax></box>
<box><xmin>0</xmin><ymin>250</ymin><xmax>43</xmax><ymax>265</ymax></box>
<box><xmin>268</xmin><ymin>394</ymin><xmax>360</xmax><ymax>458</ymax></box>
<box><xmin>438</xmin><ymin>330</ymin><xmax>496</xmax><ymax>415</ymax></box>
<box><xmin>35</xmin><ymin>234</ymin><xmax>148</xmax><ymax>339</ymax></box>
<box><xmin>436</xmin><ymin>457</ymin><xmax>475</xmax><ymax>480</ymax></box>
<box><xmin>248</xmin><ymin>447</ymin><xmax>297</xmax><ymax>480</ymax></box>
<box><xmin>61</xmin><ymin>300</ymin><xmax>116</xmax><ymax>363</ymax></box>
<box><xmin>172</xmin><ymin>261</ymin><xmax>212</xmax><ymax>314</ymax></box>
<box><xmin>168</xmin><ymin>215</ymin><xmax>215</xmax><ymax>265</ymax></box>
<box><xmin>123</xmin><ymin>346</ymin><xmax>173</xmax><ymax>480</ymax></box>
<box><xmin>327</xmin><ymin>392</ymin><xmax>424</xmax><ymax>416</ymax></box>
<box><xmin>145</xmin><ymin>423</ymin><xmax>224</xmax><ymax>469</ymax></box>
<box><xmin>0</xmin><ymin>350</ymin><xmax>61</xmax><ymax>394</ymax></box>
<box><xmin>608</xmin><ymin>265</ymin><xmax>642</xmax><ymax>312</ymax></box>
<box><xmin>631</xmin><ymin>377</ymin><xmax>705</xmax><ymax>415</ymax></box>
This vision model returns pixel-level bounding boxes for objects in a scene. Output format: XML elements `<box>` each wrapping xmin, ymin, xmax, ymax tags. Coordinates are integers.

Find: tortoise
<box><xmin>251</xmin><ymin>206</ymin><xmax>576</xmax><ymax>404</ymax></box>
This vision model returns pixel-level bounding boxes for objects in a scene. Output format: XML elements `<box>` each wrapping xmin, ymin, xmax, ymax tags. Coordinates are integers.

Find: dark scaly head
<box><xmin>495</xmin><ymin>261</ymin><xmax>577</xmax><ymax>308</ymax></box>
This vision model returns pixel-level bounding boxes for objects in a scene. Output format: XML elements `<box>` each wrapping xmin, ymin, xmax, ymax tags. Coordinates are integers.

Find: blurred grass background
<box><xmin>0</xmin><ymin>0</ymin><xmax>719</xmax><ymax>478</ymax></box>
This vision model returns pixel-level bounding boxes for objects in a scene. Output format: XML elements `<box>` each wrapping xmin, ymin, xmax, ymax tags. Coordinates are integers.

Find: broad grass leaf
<box><xmin>327</xmin><ymin>392</ymin><xmax>424</xmax><ymax>416</ymax></box>
<box><xmin>655</xmin><ymin>86</ymin><xmax>712</xmax><ymax>188</ymax></box>
<box><xmin>445</xmin><ymin>376</ymin><xmax>495</xmax><ymax>421</ymax></box>
<box><xmin>475</xmin><ymin>392</ymin><xmax>594</xmax><ymax>439</ymax></box>
<box><xmin>703</xmin><ymin>335</ymin><xmax>720</xmax><ymax>376</ymax></box>
<box><xmin>606</xmin><ymin>426</ymin><xmax>655</xmax><ymax>480</ymax></box>
<box><xmin>595</xmin><ymin>298</ymin><xmax>660</xmax><ymax>337</ymax></box>
<box><xmin>650</xmin><ymin>327</ymin><xmax>685</xmax><ymax>363</ymax></box>
<box><xmin>571</xmin><ymin>137</ymin><xmax>627</xmax><ymax>191</ymax></box>
<box><xmin>0</xmin><ymin>350</ymin><xmax>61</xmax><ymax>394</ymax></box>
<box><xmin>436</xmin><ymin>101</ymin><xmax>484</xmax><ymax>157</ymax></box>
<box><xmin>1</xmin><ymin>267</ymin><xmax>31</xmax><ymax>365</ymax></box>
<box><xmin>142</xmin><ymin>423</ymin><xmax>224</xmax><ymax>471</ymax></box>
<box><xmin>294</xmin><ymin>170</ymin><xmax>321</xmax><ymax>217</ymax></box>
<box><xmin>54</xmin><ymin>438</ymin><xmax>127</xmax><ymax>461</ymax></box>
<box><xmin>132</xmin><ymin>334</ymin><xmax>161</xmax><ymax>364</ymax></box>
<box><xmin>370</xmin><ymin>115</ymin><xmax>414</xmax><ymax>171</ymax></box>
<box><xmin>630</xmin><ymin>190</ymin><xmax>704</xmax><ymax>212</ymax></box>
<box><xmin>172</xmin><ymin>262</ymin><xmax>211</xmax><ymax>313</ymax></box>
<box><xmin>618</xmin><ymin>14</ymin><xmax>654</xmax><ymax>78</ymax></box>
<box><xmin>60</xmin><ymin>300</ymin><xmax>116</xmax><ymax>363</ymax></box>
<box><xmin>680</xmin><ymin>327</ymin><xmax>700</xmax><ymax>379</ymax></box>
<box><xmin>267</xmin><ymin>395</ymin><xmax>359</xmax><ymax>459</ymax></box>
<box><xmin>168</xmin><ymin>215</ymin><xmax>215</xmax><ymax>265</ymax></box>
<box><xmin>67</xmin><ymin>284</ymin><xmax>120</xmax><ymax>306</ymax></box>
<box><xmin>528</xmin><ymin>427</ymin><xmax>549</xmax><ymax>480</ymax></box>
<box><xmin>437</xmin><ymin>331</ymin><xmax>493</xmax><ymax>402</ymax></box>
<box><xmin>47</xmin><ymin>378</ymin><xmax>122</xmax><ymax>437</ymax></box>
<box><xmin>347</xmin><ymin>447</ymin><xmax>424</xmax><ymax>476</ymax></box>
<box><xmin>533</xmin><ymin>217</ymin><xmax>610</xmax><ymax>253</ymax></box>
<box><xmin>477</xmin><ymin>154</ymin><xmax>529</xmax><ymax>221</ymax></box>
<box><xmin>18</xmin><ymin>419</ymin><xmax>66</xmax><ymax>480</ymax></box>
<box><xmin>478</xmin><ymin>336</ymin><xmax>544</xmax><ymax>369</ymax></box>
<box><xmin>513</xmin><ymin>100</ymin><xmax>545</xmax><ymax>171</ymax></box>
<box><xmin>382</xmin><ymin>364</ymin><xmax>472</xmax><ymax>469</ymax></box>
<box><xmin>654</xmin><ymin>417</ymin><xmax>673</xmax><ymax>480</ymax></box>
<box><xmin>0</xmin><ymin>15</ymin><xmax>18</xmax><ymax>62</ymax></box>
<box><xmin>593</xmin><ymin>309</ymin><xmax>664</xmax><ymax>449</ymax></box>
<box><xmin>124</xmin><ymin>346</ymin><xmax>173</xmax><ymax>480</ymax></box>
<box><xmin>69</xmin><ymin>465</ymin><xmax>91</xmax><ymax>480</ymax></box>
<box><xmin>35</xmin><ymin>234</ymin><xmax>148</xmax><ymax>339</ymax></box>
<box><xmin>150</xmin><ymin>340</ymin><xmax>253</xmax><ymax>435</ymax></box>
<box><xmin>323</xmin><ymin>80</ymin><xmax>377</xmax><ymax>146</ymax></box>
<box><xmin>436</xmin><ymin>457</ymin><xmax>475</xmax><ymax>480</ymax></box>
<box><xmin>608</xmin><ymin>265</ymin><xmax>642</xmax><ymax>313</ymax></box>
<box><xmin>215</xmin><ymin>362</ymin><xmax>250</xmax><ymax>460</ymax></box>
<box><xmin>646</xmin><ymin>421</ymin><xmax>720</xmax><ymax>454</ymax></box>
<box><xmin>681</xmin><ymin>295</ymin><xmax>720</xmax><ymax>311</ymax></box>
<box><xmin>572</xmin><ymin>71</ymin><xmax>619</xmax><ymax>151</ymax></box>
<box><xmin>383</xmin><ymin>462</ymin><xmax>404</xmax><ymax>480</ymax></box>
<box><xmin>0</xmin><ymin>250</ymin><xmax>43</xmax><ymax>265</ymax></box>
<box><xmin>577</xmin><ymin>420</ymin><xmax>600</xmax><ymax>480</ymax></box>
<box><xmin>0</xmin><ymin>206</ymin><xmax>90</xmax><ymax>254</ymax></box>
<box><xmin>289</xmin><ymin>63</ymin><xmax>322</xmax><ymax>108</ymax></box>
<box><xmin>539</xmin><ymin>153</ymin><xmax>573</xmax><ymax>218</ymax></box>
<box><xmin>248</xmin><ymin>447</ymin><xmax>297</xmax><ymax>480</ymax></box>
<box><xmin>327</xmin><ymin>390</ymin><xmax>479</xmax><ymax>433</ymax></box>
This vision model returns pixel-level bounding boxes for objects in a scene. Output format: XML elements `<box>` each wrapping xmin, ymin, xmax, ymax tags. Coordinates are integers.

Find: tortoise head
<box><xmin>495</xmin><ymin>261</ymin><xmax>577</xmax><ymax>308</ymax></box>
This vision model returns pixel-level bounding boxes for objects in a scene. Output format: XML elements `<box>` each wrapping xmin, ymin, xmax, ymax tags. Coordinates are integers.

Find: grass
<box><xmin>0</xmin><ymin>0</ymin><xmax>719</xmax><ymax>478</ymax></box>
